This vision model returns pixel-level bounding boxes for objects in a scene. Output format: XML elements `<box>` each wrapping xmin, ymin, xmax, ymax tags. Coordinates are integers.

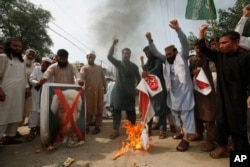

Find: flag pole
<box><xmin>207</xmin><ymin>0</ymin><xmax>217</xmax><ymax>43</ymax></box>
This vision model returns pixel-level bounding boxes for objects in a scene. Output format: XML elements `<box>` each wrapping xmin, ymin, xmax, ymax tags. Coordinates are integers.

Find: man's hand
<box><xmin>145</xmin><ymin>32</ymin><xmax>152</xmax><ymax>42</ymax></box>
<box><xmin>141</xmin><ymin>71</ymin><xmax>149</xmax><ymax>78</ymax></box>
<box><xmin>192</xmin><ymin>68</ymin><xmax>200</xmax><ymax>78</ymax></box>
<box><xmin>199</xmin><ymin>24</ymin><xmax>209</xmax><ymax>39</ymax></box>
<box><xmin>169</xmin><ymin>19</ymin><xmax>180</xmax><ymax>31</ymax></box>
<box><xmin>78</xmin><ymin>80</ymin><xmax>84</xmax><ymax>86</ymax></box>
<box><xmin>140</xmin><ymin>56</ymin><xmax>144</xmax><ymax>61</ymax></box>
<box><xmin>0</xmin><ymin>87</ymin><xmax>6</xmax><ymax>101</ymax></box>
<box><xmin>243</xmin><ymin>4</ymin><xmax>250</xmax><ymax>17</ymax></box>
<box><xmin>112</xmin><ymin>38</ymin><xmax>119</xmax><ymax>46</ymax></box>
<box><xmin>39</xmin><ymin>78</ymin><xmax>48</xmax><ymax>85</ymax></box>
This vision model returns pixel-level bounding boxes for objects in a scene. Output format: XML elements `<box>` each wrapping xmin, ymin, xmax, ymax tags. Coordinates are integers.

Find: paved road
<box><xmin>0</xmin><ymin>118</ymin><xmax>229</xmax><ymax>167</ymax></box>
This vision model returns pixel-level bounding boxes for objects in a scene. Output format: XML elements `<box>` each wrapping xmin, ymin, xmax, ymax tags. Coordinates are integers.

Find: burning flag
<box><xmin>113</xmin><ymin>75</ymin><xmax>162</xmax><ymax>160</ymax></box>
<box><xmin>113</xmin><ymin>121</ymin><xmax>149</xmax><ymax>160</ymax></box>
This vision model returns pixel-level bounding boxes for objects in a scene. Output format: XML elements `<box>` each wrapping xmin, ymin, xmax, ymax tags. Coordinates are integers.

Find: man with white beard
<box><xmin>21</xmin><ymin>49</ymin><xmax>37</xmax><ymax>127</ymax></box>
<box><xmin>25</xmin><ymin>57</ymin><xmax>52</xmax><ymax>142</ymax></box>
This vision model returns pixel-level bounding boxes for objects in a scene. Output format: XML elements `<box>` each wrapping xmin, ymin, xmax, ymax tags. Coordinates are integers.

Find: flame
<box><xmin>113</xmin><ymin>121</ymin><xmax>149</xmax><ymax>160</ymax></box>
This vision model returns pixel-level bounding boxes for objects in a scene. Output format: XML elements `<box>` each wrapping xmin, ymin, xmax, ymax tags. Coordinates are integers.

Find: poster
<box><xmin>40</xmin><ymin>83</ymin><xmax>85</xmax><ymax>148</ymax></box>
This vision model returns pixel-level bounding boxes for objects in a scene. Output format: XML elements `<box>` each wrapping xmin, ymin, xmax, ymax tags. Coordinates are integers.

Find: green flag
<box><xmin>185</xmin><ymin>0</ymin><xmax>217</xmax><ymax>20</ymax></box>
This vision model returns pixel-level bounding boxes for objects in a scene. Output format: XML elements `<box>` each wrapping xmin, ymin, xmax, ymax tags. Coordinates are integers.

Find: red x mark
<box><xmin>54</xmin><ymin>89</ymin><xmax>84</xmax><ymax>141</ymax></box>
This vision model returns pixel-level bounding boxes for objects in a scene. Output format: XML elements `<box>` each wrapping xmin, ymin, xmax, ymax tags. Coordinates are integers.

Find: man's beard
<box><xmin>41</xmin><ymin>68</ymin><xmax>46</xmax><ymax>73</ymax></box>
<box><xmin>167</xmin><ymin>58</ymin><xmax>174</xmax><ymax>64</ymax></box>
<box><xmin>7</xmin><ymin>48</ymin><xmax>22</xmax><ymax>58</ymax></box>
<box><xmin>58</xmin><ymin>61</ymin><xmax>68</xmax><ymax>68</ymax></box>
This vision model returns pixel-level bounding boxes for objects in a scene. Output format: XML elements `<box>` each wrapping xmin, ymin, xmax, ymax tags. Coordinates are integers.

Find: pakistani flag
<box><xmin>185</xmin><ymin>0</ymin><xmax>217</xmax><ymax>20</ymax></box>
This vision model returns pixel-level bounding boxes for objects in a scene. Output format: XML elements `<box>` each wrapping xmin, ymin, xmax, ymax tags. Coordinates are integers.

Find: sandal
<box><xmin>172</xmin><ymin>133</ymin><xmax>184</xmax><ymax>140</ymax></box>
<box><xmin>176</xmin><ymin>139</ymin><xmax>189</xmax><ymax>152</ymax></box>
<box><xmin>209</xmin><ymin>148</ymin><xmax>229</xmax><ymax>159</ymax></box>
<box><xmin>200</xmin><ymin>142</ymin><xmax>215</xmax><ymax>152</ymax></box>
<box><xmin>159</xmin><ymin>131</ymin><xmax>166</xmax><ymax>139</ymax></box>
<box><xmin>110</xmin><ymin>131</ymin><xmax>119</xmax><ymax>139</ymax></box>
<box><xmin>46</xmin><ymin>145</ymin><xmax>56</xmax><ymax>152</ymax></box>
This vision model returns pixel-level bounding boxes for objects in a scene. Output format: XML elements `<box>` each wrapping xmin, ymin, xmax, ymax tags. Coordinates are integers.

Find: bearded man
<box><xmin>80</xmin><ymin>51</ymin><xmax>106</xmax><ymax>134</ymax></box>
<box><xmin>39</xmin><ymin>49</ymin><xmax>84</xmax><ymax>148</ymax></box>
<box><xmin>22</xmin><ymin>49</ymin><xmax>37</xmax><ymax>126</ymax></box>
<box><xmin>40</xmin><ymin>49</ymin><xmax>84</xmax><ymax>85</ymax></box>
<box><xmin>0</xmin><ymin>38</ymin><xmax>30</xmax><ymax>145</ymax></box>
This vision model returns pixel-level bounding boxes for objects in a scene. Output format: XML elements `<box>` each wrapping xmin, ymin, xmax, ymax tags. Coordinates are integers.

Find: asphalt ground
<box><xmin>0</xmin><ymin>116</ymin><xmax>229</xmax><ymax>167</ymax></box>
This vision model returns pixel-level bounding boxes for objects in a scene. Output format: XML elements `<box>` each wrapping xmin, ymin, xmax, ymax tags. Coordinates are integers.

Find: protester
<box><xmin>146</xmin><ymin>19</ymin><xmax>195</xmax><ymax>151</ymax></box>
<box><xmin>21</xmin><ymin>49</ymin><xmax>37</xmax><ymax>127</ymax></box>
<box><xmin>107</xmin><ymin>38</ymin><xmax>141</xmax><ymax>139</ymax></box>
<box><xmin>188</xmin><ymin>40</ymin><xmax>216</xmax><ymax>152</ymax></box>
<box><xmin>140</xmin><ymin>46</ymin><xmax>169</xmax><ymax>139</ymax></box>
<box><xmin>198</xmin><ymin>24</ymin><xmax>250</xmax><ymax>158</ymax></box>
<box><xmin>39</xmin><ymin>49</ymin><xmax>84</xmax><ymax>148</ymax></box>
<box><xmin>25</xmin><ymin>57</ymin><xmax>52</xmax><ymax>142</ymax></box>
<box><xmin>80</xmin><ymin>51</ymin><xmax>106</xmax><ymax>135</ymax></box>
<box><xmin>235</xmin><ymin>3</ymin><xmax>250</xmax><ymax>145</ymax></box>
<box><xmin>234</xmin><ymin>4</ymin><xmax>250</xmax><ymax>50</ymax></box>
<box><xmin>0</xmin><ymin>38</ymin><xmax>30</xmax><ymax>145</ymax></box>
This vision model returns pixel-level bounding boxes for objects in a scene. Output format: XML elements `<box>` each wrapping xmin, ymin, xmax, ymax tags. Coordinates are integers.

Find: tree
<box><xmin>0</xmin><ymin>0</ymin><xmax>53</xmax><ymax>60</ymax></box>
<box><xmin>187</xmin><ymin>32</ymin><xmax>198</xmax><ymax>53</ymax></box>
<box><xmin>187</xmin><ymin>0</ymin><xmax>250</xmax><ymax>50</ymax></box>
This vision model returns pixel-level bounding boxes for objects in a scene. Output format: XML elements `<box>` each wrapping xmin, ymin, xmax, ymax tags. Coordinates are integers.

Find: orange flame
<box><xmin>113</xmin><ymin>121</ymin><xmax>149</xmax><ymax>160</ymax></box>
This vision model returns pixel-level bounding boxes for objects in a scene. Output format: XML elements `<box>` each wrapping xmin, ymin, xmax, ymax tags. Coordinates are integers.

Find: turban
<box><xmin>87</xmin><ymin>50</ymin><xmax>96</xmax><ymax>56</ymax></box>
<box><xmin>42</xmin><ymin>57</ymin><xmax>52</xmax><ymax>63</ymax></box>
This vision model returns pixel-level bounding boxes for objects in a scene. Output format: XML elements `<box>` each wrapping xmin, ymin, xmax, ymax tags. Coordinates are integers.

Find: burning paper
<box><xmin>113</xmin><ymin>121</ymin><xmax>149</xmax><ymax>160</ymax></box>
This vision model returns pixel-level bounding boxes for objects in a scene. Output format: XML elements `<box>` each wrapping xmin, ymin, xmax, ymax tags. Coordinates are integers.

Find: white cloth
<box><xmin>164</xmin><ymin>54</ymin><xmax>186</xmax><ymax>91</ymax></box>
<box><xmin>104</xmin><ymin>81</ymin><xmax>115</xmax><ymax>107</ymax></box>
<box><xmin>235</xmin><ymin>17</ymin><xmax>250</xmax><ymax>50</ymax></box>
<box><xmin>0</xmin><ymin>54</ymin><xmax>26</xmax><ymax>125</ymax></box>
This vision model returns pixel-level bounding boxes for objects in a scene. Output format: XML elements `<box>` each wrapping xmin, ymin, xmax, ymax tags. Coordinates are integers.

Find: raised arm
<box><xmin>107</xmin><ymin>38</ymin><xmax>119</xmax><ymax>66</ymax></box>
<box><xmin>235</xmin><ymin>4</ymin><xmax>250</xmax><ymax>50</ymax></box>
<box><xmin>145</xmin><ymin>32</ymin><xmax>166</xmax><ymax>63</ymax></box>
<box><xmin>169</xmin><ymin>19</ymin><xmax>189</xmax><ymax>59</ymax></box>
<box><xmin>198</xmin><ymin>24</ymin><xmax>218</xmax><ymax>62</ymax></box>
<box><xmin>235</xmin><ymin>4</ymin><xmax>250</xmax><ymax>35</ymax></box>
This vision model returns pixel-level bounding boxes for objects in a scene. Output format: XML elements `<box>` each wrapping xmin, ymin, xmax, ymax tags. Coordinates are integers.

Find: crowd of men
<box><xmin>0</xmin><ymin>4</ymin><xmax>250</xmax><ymax>159</ymax></box>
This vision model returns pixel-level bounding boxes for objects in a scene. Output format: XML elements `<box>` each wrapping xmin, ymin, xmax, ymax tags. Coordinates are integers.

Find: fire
<box><xmin>113</xmin><ymin>121</ymin><xmax>149</xmax><ymax>160</ymax></box>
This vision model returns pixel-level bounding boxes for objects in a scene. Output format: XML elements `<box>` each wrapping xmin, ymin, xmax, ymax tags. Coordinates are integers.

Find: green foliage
<box><xmin>187</xmin><ymin>32</ymin><xmax>198</xmax><ymax>52</ymax></box>
<box><xmin>0</xmin><ymin>0</ymin><xmax>53</xmax><ymax>60</ymax></box>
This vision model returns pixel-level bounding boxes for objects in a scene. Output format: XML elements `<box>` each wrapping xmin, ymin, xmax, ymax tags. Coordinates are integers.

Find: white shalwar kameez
<box><xmin>0</xmin><ymin>54</ymin><xmax>26</xmax><ymax>136</ymax></box>
<box><xmin>28</xmin><ymin>66</ymin><xmax>44</xmax><ymax>128</ymax></box>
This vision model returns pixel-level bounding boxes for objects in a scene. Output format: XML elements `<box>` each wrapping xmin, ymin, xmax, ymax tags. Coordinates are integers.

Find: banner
<box><xmin>185</xmin><ymin>0</ymin><xmax>217</xmax><ymax>20</ymax></box>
